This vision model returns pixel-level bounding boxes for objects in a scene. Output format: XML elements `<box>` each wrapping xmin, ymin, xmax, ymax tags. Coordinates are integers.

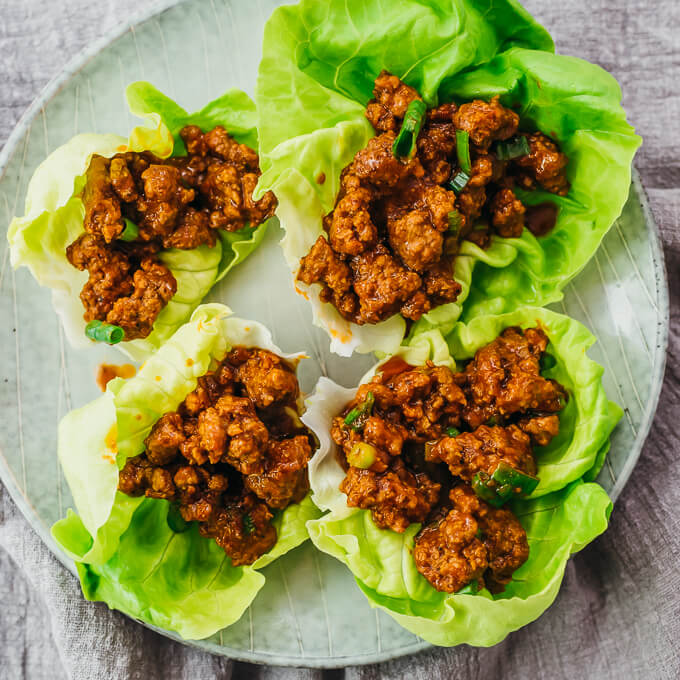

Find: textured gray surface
<box><xmin>0</xmin><ymin>0</ymin><xmax>678</xmax><ymax>678</ymax></box>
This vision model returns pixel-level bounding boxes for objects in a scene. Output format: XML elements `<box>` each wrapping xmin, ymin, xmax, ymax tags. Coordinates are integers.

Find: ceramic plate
<box><xmin>0</xmin><ymin>0</ymin><xmax>669</xmax><ymax>667</ymax></box>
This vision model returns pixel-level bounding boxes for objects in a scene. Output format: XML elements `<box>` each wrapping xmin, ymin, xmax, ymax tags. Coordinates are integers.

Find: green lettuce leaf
<box><xmin>302</xmin><ymin>306</ymin><xmax>618</xmax><ymax>644</ymax></box>
<box><xmin>8</xmin><ymin>82</ymin><xmax>268</xmax><ymax>362</ymax></box>
<box><xmin>51</xmin><ymin>304</ymin><xmax>321</xmax><ymax>639</ymax></box>
<box><xmin>255</xmin><ymin>0</ymin><xmax>639</xmax><ymax>355</ymax></box>
<box><xmin>307</xmin><ymin>480</ymin><xmax>611</xmax><ymax>646</ymax></box>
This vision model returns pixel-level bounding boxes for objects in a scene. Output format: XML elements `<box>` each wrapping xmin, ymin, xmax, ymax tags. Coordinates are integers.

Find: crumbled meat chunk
<box><xmin>351</xmin><ymin>133</ymin><xmax>424</xmax><ymax>189</ymax></box>
<box><xmin>453</xmin><ymin>96</ymin><xmax>519</xmax><ymax>150</ymax></box>
<box><xmin>515</xmin><ymin>132</ymin><xmax>569</xmax><ymax>196</ymax></box>
<box><xmin>200</xmin><ymin>493</ymin><xmax>277</xmax><ymax>567</ymax></box>
<box><xmin>245</xmin><ymin>436</ymin><xmax>311</xmax><ymax>508</ymax></box>
<box><xmin>144</xmin><ymin>412</ymin><xmax>185</xmax><ymax>465</ymax></box>
<box><xmin>109</xmin><ymin>157</ymin><xmax>138</xmax><ymax>202</ymax></box>
<box><xmin>426</xmin><ymin>424</ymin><xmax>536</xmax><ymax>481</ymax></box>
<box><xmin>351</xmin><ymin>244</ymin><xmax>423</xmax><ymax>323</ymax></box>
<box><xmin>340</xmin><ymin>460</ymin><xmax>440</xmax><ymax>532</ymax></box>
<box><xmin>230</xmin><ymin>348</ymin><xmax>298</xmax><ymax>408</ymax></box>
<box><xmin>82</xmin><ymin>155</ymin><xmax>124</xmax><ymax>242</ymax></box>
<box><xmin>490</xmin><ymin>188</ymin><xmax>526</xmax><ymax>238</ymax></box>
<box><xmin>328</xmin><ymin>187</ymin><xmax>378</xmax><ymax>256</ymax></box>
<box><xmin>388</xmin><ymin>210</ymin><xmax>443</xmax><ymax>272</ymax></box>
<box><xmin>162</xmin><ymin>208</ymin><xmax>215</xmax><ymax>249</ymax></box>
<box><xmin>105</xmin><ymin>257</ymin><xmax>177</xmax><ymax>340</ymax></box>
<box><xmin>365</xmin><ymin>70</ymin><xmax>421</xmax><ymax>132</ymax></box>
<box><xmin>518</xmin><ymin>414</ymin><xmax>560</xmax><ymax>447</ymax></box>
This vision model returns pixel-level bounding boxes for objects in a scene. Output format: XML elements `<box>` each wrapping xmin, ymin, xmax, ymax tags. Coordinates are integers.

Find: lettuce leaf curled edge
<box><xmin>51</xmin><ymin>303</ymin><xmax>321</xmax><ymax>640</ymax></box>
<box><xmin>303</xmin><ymin>306</ymin><xmax>618</xmax><ymax>645</ymax></box>
<box><xmin>254</xmin><ymin>0</ymin><xmax>640</xmax><ymax>356</ymax></box>
<box><xmin>8</xmin><ymin>83</ymin><xmax>268</xmax><ymax>362</ymax></box>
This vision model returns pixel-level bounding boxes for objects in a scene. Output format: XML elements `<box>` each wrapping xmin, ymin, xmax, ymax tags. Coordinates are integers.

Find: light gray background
<box><xmin>0</xmin><ymin>1</ymin><xmax>678</xmax><ymax>678</ymax></box>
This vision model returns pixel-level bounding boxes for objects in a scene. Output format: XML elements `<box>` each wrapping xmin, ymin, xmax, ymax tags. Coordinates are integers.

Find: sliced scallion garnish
<box><xmin>446</xmin><ymin>426</ymin><xmax>460</xmax><ymax>437</ymax></box>
<box><xmin>455</xmin><ymin>129</ymin><xmax>471</xmax><ymax>174</ymax></box>
<box><xmin>472</xmin><ymin>463</ymin><xmax>539</xmax><ymax>506</ymax></box>
<box><xmin>347</xmin><ymin>442</ymin><xmax>377</xmax><ymax>469</ymax></box>
<box><xmin>392</xmin><ymin>99</ymin><xmax>427</xmax><ymax>159</ymax></box>
<box><xmin>344</xmin><ymin>391</ymin><xmax>375</xmax><ymax>431</ymax></box>
<box><xmin>448</xmin><ymin>171</ymin><xmax>470</xmax><ymax>195</ymax></box>
<box><xmin>118</xmin><ymin>218</ymin><xmax>140</xmax><ymax>242</ymax></box>
<box><xmin>243</xmin><ymin>513</ymin><xmax>255</xmax><ymax>535</ymax></box>
<box><xmin>491</xmin><ymin>462</ymin><xmax>539</xmax><ymax>496</ymax></box>
<box><xmin>447</xmin><ymin>210</ymin><xmax>464</xmax><ymax>236</ymax></box>
<box><xmin>495</xmin><ymin>135</ymin><xmax>531</xmax><ymax>161</ymax></box>
<box><xmin>85</xmin><ymin>320</ymin><xmax>125</xmax><ymax>344</ymax></box>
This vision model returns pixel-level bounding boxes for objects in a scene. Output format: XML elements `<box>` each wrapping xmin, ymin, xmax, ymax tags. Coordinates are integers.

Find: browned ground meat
<box><xmin>515</xmin><ymin>133</ymin><xmax>570</xmax><ymax>196</ymax></box>
<box><xmin>298</xmin><ymin>73</ymin><xmax>568</xmax><ymax>326</ymax></box>
<box><xmin>70</xmin><ymin>126</ymin><xmax>276</xmax><ymax>340</ymax></box>
<box><xmin>414</xmin><ymin>484</ymin><xmax>529</xmax><ymax>593</ymax></box>
<box><xmin>334</xmin><ymin>327</ymin><xmax>565</xmax><ymax>592</ymax></box>
<box><xmin>340</xmin><ymin>460</ymin><xmax>441</xmax><ymax>532</ymax></box>
<box><xmin>117</xmin><ymin>346</ymin><xmax>314</xmax><ymax>566</ymax></box>
<box><xmin>463</xmin><ymin>326</ymin><xmax>566</xmax><ymax>428</ymax></box>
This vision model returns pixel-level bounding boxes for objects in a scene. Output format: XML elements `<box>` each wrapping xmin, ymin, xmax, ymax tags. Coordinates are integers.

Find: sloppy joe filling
<box><xmin>298</xmin><ymin>72</ymin><xmax>569</xmax><ymax>326</ymax></box>
<box><xmin>332</xmin><ymin>326</ymin><xmax>567</xmax><ymax>592</ymax></box>
<box><xmin>118</xmin><ymin>346</ymin><xmax>314</xmax><ymax>566</ymax></box>
<box><xmin>67</xmin><ymin>125</ymin><xmax>277</xmax><ymax>340</ymax></box>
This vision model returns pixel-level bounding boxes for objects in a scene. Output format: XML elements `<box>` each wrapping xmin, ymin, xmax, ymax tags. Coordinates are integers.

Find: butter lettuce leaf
<box><xmin>255</xmin><ymin>0</ymin><xmax>639</xmax><ymax>355</ymax></box>
<box><xmin>8</xmin><ymin>83</ymin><xmax>267</xmax><ymax>362</ymax></box>
<box><xmin>303</xmin><ymin>307</ymin><xmax>618</xmax><ymax>644</ymax></box>
<box><xmin>51</xmin><ymin>304</ymin><xmax>320</xmax><ymax>639</ymax></box>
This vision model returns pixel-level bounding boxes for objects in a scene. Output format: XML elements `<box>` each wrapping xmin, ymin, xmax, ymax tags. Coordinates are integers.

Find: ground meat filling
<box><xmin>298</xmin><ymin>72</ymin><xmax>569</xmax><ymax>326</ymax></box>
<box><xmin>333</xmin><ymin>326</ymin><xmax>566</xmax><ymax>593</ymax></box>
<box><xmin>68</xmin><ymin>126</ymin><xmax>277</xmax><ymax>340</ymax></box>
<box><xmin>117</xmin><ymin>346</ymin><xmax>313</xmax><ymax>566</ymax></box>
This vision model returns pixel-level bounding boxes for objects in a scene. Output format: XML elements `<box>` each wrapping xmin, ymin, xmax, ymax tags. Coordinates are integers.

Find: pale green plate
<box><xmin>0</xmin><ymin>0</ymin><xmax>669</xmax><ymax>667</ymax></box>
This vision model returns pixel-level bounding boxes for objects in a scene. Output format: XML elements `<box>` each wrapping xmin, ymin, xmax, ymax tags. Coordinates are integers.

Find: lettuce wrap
<box><xmin>51</xmin><ymin>304</ymin><xmax>320</xmax><ymax>640</ymax></box>
<box><xmin>303</xmin><ymin>306</ymin><xmax>618</xmax><ymax>645</ymax></box>
<box><xmin>254</xmin><ymin>0</ymin><xmax>640</xmax><ymax>356</ymax></box>
<box><xmin>8</xmin><ymin>83</ymin><xmax>268</xmax><ymax>362</ymax></box>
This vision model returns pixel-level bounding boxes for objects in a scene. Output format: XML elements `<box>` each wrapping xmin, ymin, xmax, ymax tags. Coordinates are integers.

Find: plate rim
<box><xmin>0</xmin><ymin>0</ymin><xmax>670</xmax><ymax>667</ymax></box>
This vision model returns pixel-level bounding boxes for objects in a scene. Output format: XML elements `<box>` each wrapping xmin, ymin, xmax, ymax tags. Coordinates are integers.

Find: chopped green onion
<box><xmin>392</xmin><ymin>99</ymin><xmax>427</xmax><ymax>159</ymax></box>
<box><xmin>540</xmin><ymin>353</ymin><xmax>557</xmax><ymax>371</ymax></box>
<box><xmin>166</xmin><ymin>504</ymin><xmax>190</xmax><ymax>533</ymax></box>
<box><xmin>446</xmin><ymin>427</ymin><xmax>460</xmax><ymax>437</ymax></box>
<box><xmin>447</xmin><ymin>210</ymin><xmax>464</xmax><ymax>235</ymax></box>
<box><xmin>472</xmin><ymin>463</ymin><xmax>539</xmax><ymax>506</ymax></box>
<box><xmin>455</xmin><ymin>129</ymin><xmax>471</xmax><ymax>174</ymax></box>
<box><xmin>344</xmin><ymin>391</ymin><xmax>375</xmax><ymax>431</ymax></box>
<box><xmin>492</xmin><ymin>462</ymin><xmax>539</xmax><ymax>496</ymax></box>
<box><xmin>472</xmin><ymin>471</ymin><xmax>505</xmax><ymax>507</ymax></box>
<box><xmin>85</xmin><ymin>320</ymin><xmax>125</xmax><ymax>344</ymax></box>
<box><xmin>424</xmin><ymin>440</ymin><xmax>438</xmax><ymax>460</ymax></box>
<box><xmin>347</xmin><ymin>442</ymin><xmax>377</xmax><ymax>469</ymax></box>
<box><xmin>485</xmin><ymin>416</ymin><xmax>497</xmax><ymax>426</ymax></box>
<box><xmin>495</xmin><ymin>135</ymin><xmax>531</xmax><ymax>161</ymax></box>
<box><xmin>457</xmin><ymin>579</ymin><xmax>479</xmax><ymax>595</ymax></box>
<box><xmin>448</xmin><ymin>171</ymin><xmax>470</xmax><ymax>195</ymax></box>
<box><xmin>118</xmin><ymin>218</ymin><xmax>140</xmax><ymax>242</ymax></box>
<box><xmin>243</xmin><ymin>513</ymin><xmax>255</xmax><ymax>535</ymax></box>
